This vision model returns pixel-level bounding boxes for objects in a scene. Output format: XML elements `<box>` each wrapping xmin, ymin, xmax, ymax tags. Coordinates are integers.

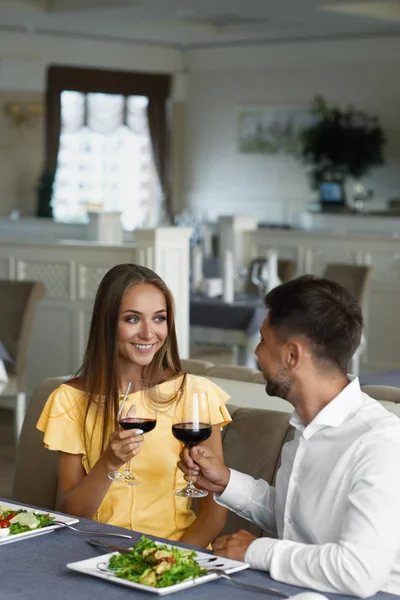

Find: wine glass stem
<box><xmin>187</xmin><ymin>469</ymin><xmax>194</xmax><ymax>489</ymax></box>
<box><xmin>124</xmin><ymin>459</ymin><xmax>132</xmax><ymax>477</ymax></box>
<box><xmin>186</xmin><ymin>445</ymin><xmax>196</xmax><ymax>490</ymax></box>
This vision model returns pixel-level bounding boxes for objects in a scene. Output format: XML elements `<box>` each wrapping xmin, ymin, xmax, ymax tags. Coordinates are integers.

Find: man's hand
<box><xmin>178</xmin><ymin>445</ymin><xmax>230</xmax><ymax>494</ymax></box>
<box><xmin>212</xmin><ymin>530</ymin><xmax>257</xmax><ymax>561</ymax></box>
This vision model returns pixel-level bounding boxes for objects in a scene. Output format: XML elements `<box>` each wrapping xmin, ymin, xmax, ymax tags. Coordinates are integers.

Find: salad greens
<box><xmin>0</xmin><ymin>506</ymin><xmax>55</xmax><ymax>535</ymax></box>
<box><xmin>107</xmin><ymin>536</ymin><xmax>207</xmax><ymax>588</ymax></box>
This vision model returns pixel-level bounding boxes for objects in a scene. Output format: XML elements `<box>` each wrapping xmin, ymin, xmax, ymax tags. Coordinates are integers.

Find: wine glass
<box><xmin>108</xmin><ymin>380</ymin><xmax>158</xmax><ymax>486</ymax></box>
<box><xmin>172</xmin><ymin>390</ymin><xmax>211</xmax><ymax>498</ymax></box>
<box><xmin>251</xmin><ymin>260</ymin><xmax>268</xmax><ymax>297</ymax></box>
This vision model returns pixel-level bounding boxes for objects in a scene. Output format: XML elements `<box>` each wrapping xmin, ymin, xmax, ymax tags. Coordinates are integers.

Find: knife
<box><xmin>87</xmin><ymin>538</ymin><xmax>134</xmax><ymax>554</ymax></box>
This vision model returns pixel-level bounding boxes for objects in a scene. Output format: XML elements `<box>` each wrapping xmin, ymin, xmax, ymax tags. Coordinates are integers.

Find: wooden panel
<box><xmin>17</xmin><ymin>259</ymin><xmax>72</xmax><ymax>299</ymax></box>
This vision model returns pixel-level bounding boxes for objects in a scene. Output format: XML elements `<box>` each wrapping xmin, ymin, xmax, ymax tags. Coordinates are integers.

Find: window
<box><xmin>53</xmin><ymin>91</ymin><xmax>160</xmax><ymax>231</ymax></box>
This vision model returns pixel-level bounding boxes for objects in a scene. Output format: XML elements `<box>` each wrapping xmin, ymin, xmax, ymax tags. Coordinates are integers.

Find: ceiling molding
<box><xmin>0</xmin><ymin>21</ymin><xmax>399</xmax><ymax>52</ymax></box>
<box><xmin>0</xmin><ymin>23</ymin><xmax>180</xmax><ymax>49</ymax></box>
<box><xmin>320</xmin><ymin>1</ymin><xmax>400</xmax><ymax>23</ymax></box>
<box><xmin>0</xmin><ymin>0</ymin><xmax>139</xmax><ymax>12</ymax></box>
<box><xmin>184</xmin><ymin>27</ymin><xmax>400</xmax><ymax>50</ymax></box>
<box><xmin>0</xmin><ymin>1</ymin><xmax>400</xmax><ymax>50</ymax></box>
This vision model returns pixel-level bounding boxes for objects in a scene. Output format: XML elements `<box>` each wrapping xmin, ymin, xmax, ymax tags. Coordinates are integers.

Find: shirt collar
<box><xmin>289</xmin><ymin>376</ymin><xmax>363</xmax><ymax>439</ymax></box>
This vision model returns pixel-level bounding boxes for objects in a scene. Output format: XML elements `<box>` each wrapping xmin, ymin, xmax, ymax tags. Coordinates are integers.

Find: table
<box><xmin>190</xmin><ymin>295</ymin><xmax>267</xmax><ymax>367</ymax></box>
<box><xmin>2</xmin><ymin>500</ymin><xmax>396</xmax><ymax>600</ymax></box>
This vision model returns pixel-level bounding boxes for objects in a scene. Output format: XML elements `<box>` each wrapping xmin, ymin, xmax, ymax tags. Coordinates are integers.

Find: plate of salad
<box><xmin>0</xmin><ymin>500</ymin><xmax>78</xmax><ymax>545</ymax></box>
<box><xmin>67</xmin><ymin>535</ymin><xmax>249</xmax><ymax>595</ymax></box>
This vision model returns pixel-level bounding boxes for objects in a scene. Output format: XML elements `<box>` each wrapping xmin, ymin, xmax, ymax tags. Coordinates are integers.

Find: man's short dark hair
<box><xmin>265</xmin><ymin>275</ymin><xmax>363</xmax><ymax>373</ymax></box>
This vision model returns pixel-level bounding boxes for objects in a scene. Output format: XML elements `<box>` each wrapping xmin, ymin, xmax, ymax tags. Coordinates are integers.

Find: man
<box><xmin>180</xmin><ymin>276</ymin><xmax>400</xmax><ymax>597</ymax></box>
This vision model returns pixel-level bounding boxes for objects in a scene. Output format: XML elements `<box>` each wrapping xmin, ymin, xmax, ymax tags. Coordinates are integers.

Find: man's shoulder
<box><xmin>355</xmin><ymin>392</ymin><xmax>400</xmax><ymax>438</ymax></box>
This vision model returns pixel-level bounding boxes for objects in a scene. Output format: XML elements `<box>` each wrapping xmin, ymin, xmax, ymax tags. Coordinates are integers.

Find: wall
<box><xmin>183</xmin><ymin>36</ymin><xmax>400</xmax><ymax>224</ymax></box>
<box><xmin>0</xmin><ymin>31</ymin><xmax>183</xmax><ymax>92</ymax></box>
<box><xmin>0</xmin><ymin>30</ymin><xmax>184</xmax><ymax>216</ymax></box>
<box><xmin>0</xmin><ymin>90</ymin><xmax>43</xmax><ymax>216</ymax></box>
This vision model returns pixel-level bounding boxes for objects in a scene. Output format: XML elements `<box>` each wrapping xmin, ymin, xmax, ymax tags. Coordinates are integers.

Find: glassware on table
<box><xmin>108</xmin><ymin>380</ymin><xmax>158</xmax><ymax>486</ymax></box>
<box><xmin>251</xmin><ymin>260</ymin><xmax>268</xmax><ymax>297</ymax></box>
<box><xmin>172</xmin><ymin>390</ymin><xmax>211</xmax><ymax>498</ymax></box>
<box><xmin>235</xmin><ymin>266</ymin><xmax>249</xmax><ymax>298</ymax></box>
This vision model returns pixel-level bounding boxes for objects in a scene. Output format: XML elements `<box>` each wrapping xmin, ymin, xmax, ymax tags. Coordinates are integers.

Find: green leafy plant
<box><xmin>36</xmin><ymin>168</ymin><xmax>55</xmax><ymax>218</ymax></box>
<box><xmin>301</xmin><ymin>95</ymin><xmax>386</xmax><ymax>185</ymax></box>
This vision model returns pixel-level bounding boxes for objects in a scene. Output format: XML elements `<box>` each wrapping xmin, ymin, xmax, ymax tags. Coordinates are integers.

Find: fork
<box><xmin>51</xmin><ymin>521</ymin><xmax>133</xmax><ymax>539</ymax></box>
<box><xmin>207</xmin><ymin>569</ymin><xmax>290</xmax><ymax>597</ymax></box>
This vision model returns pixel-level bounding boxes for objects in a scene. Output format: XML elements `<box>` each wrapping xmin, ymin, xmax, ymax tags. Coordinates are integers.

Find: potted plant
<box><xmin>300</xmin><ymin>95</ymin><xmax>386</xmax><ymax>205</ymax></box>
<box><xmin>36</xmin><ymin>168</ymin><xmax>55</xmax><ymax>218</ymax></box>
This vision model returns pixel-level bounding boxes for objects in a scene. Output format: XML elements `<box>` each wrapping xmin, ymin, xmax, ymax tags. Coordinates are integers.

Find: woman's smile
<box><xmin>118</xmin><ymin>283</ymin><xmax>168</xmax><ymax>367</ymax></box>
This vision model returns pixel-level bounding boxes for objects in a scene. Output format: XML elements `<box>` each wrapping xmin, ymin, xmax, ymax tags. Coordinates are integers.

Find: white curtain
<box><xmin>53</xmin><ymin>92</ymin><xmax>159</xmax><ymax>230</ymax></box>
<box><xmin>61</xmin><ymin>91</ymin><xmax>149</xmax><ymax>135</ymax></box>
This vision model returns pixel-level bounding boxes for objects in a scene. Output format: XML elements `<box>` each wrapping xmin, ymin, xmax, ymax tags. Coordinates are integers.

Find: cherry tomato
<box><xmin>0</xmin><ymin>520</ymin><xmax>10</xmax><ymax>528</ymax></box>
<box><xmin>6</xmin><ymin>513</ymin><xmax>16</xmax><ymax>520</ymax></box>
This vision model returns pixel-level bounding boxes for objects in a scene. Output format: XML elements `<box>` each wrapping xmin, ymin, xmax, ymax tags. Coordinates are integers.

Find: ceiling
<box><xmin>0</xmin><ymin>0</ymin><xmax>399</xmax><ymax>49</ymax></box>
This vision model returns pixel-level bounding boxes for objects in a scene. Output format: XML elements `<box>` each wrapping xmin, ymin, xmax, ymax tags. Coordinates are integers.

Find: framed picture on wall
<box><xmin>237</xmin><ymin>105</ymin><xmax>313</xmax><ymax>155</ymax></box>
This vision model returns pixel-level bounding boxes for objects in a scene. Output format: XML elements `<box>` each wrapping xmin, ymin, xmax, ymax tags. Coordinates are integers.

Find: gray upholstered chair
<box><xmin>180</xmin><ymin>358</ymin><xmax>214</xmax><ymax>376</ymax></box>
<box><xmin>361</xmin><ymin>385</ymin><xmax>400</xmax><ymax>404</ymax></box>
<box><xmin>13</xmin><ymin>376</ymin><xmax>65</xmax><ymax>510</ymax></box>
<box><xmin>220</xmin><ymin>404</ymin><xmax>292</xmax><ymax>537</ymax></box>
<box><xmin>322</xmin><ymin>263</ymin><xmax>373</xmax><ymax>377</ymax></box>
<box><xmin>206</xmin><ymin>364</ymin><xmax>258</xmax><ymax>382</ymax></box>
<box><xmin>322</xmin><ymin>263</ymin><xmax>373</xmax><ymax>311</ymax></box>
<box><xmin>0</xmin><ymin>280</ymin><xmax>46</xmax><ymax>439</ymax></box>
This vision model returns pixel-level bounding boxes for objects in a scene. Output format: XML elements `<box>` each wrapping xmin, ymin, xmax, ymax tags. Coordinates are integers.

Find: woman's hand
<box><xmin>103</xmin><ymin>428</ymin><xmax>144</xmax><ymax>471</ymax></box>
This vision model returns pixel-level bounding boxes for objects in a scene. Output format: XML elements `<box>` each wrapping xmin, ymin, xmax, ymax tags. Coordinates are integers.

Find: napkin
<box><xmin>192</xmin><ymin>245</ymin><xmax>203</xmax><ymax>292</ymax></box>
<box><xmin>266</xmin><ymin>249</ymin><xmax>281</xmax><ymax>292</ymax></box>
<box><xmin>223</xmin><ymin>250</ymin><xmax>235</xmax><ymax>304</ymax></box>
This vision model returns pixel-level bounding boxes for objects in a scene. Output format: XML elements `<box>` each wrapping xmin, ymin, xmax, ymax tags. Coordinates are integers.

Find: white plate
<box><xmin>0</xmin><ymin>500</ymin><xmax>79</xmax><ymax>545</ymax></box>
<box><xmin>67</xmin><ymin>541</ymin><xmax>250</xmax><ymax>595</ymax></box>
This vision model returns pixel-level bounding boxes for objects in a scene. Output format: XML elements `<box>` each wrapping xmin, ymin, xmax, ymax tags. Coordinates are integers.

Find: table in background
<box><xmin>2</xmin><ymin>499</ymin><xmax>396</xmax><ymax>600</ymax></box>
<box><xmin>190</xmin><ymin>295</ymin><xmax>267</xmax><ymax>367</ymax></box>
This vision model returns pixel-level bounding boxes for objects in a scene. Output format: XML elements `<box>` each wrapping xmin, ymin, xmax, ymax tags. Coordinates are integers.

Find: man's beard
<box><xmin>265</xmin><ymin>365</ymin><xmax>292</xmax><ymax>400</ymax></box>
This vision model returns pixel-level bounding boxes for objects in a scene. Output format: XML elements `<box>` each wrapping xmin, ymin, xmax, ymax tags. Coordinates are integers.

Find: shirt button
<box><xmin>286</xmin><ymin>517</ymin><xmax>293</xmax><ymax>525</ymax></box>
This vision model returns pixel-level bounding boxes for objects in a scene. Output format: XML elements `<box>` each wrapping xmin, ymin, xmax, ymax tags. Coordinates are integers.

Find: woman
<box><xmin>37</xmin><ymin>264</ymin><xmax>230</xmax><ymax>547</ymax></box>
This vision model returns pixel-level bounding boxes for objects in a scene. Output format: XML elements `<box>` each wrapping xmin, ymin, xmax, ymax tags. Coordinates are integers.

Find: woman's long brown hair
<box><xmin>74</xmin><ymin>263</ymin><xmax>183</xmax><ymax>466</ymax></box>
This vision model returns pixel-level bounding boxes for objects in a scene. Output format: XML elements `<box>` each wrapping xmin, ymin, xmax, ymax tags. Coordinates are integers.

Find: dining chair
<box><xmin>206</xmin><ymin>364</ymin><xmax>259</xmax><ymax>382</ymax></box>
<box><xmin>245</xmin><ymin>257</ymin><xmax>297</xmax><ymax>295</ymax></box>
<box><xmin>322</xmin><ymin>263</ymin><xmax>373</xmax><ymax>377</ymax></box>
<box><xmin>361</xmin><ymin>385</ymin><xmax>400</xmax><ymax>404</ymax></box>
<box><xmin>13</xmin><ymin>376</ymin><xmax>65</xmax><ymax>510</ymax></box>
<box><xmin>0</xmin><ymin>279</ymin><xmax>46</xmax><ymax>439</ymax></box>
<box><xmin>180</xmin><ymin>358</ymin><xmax>214</xmax><ymax>376</ymax></box>
<box><xmin>219</xmin><ymin>404</ymin><xmax>292</xmax><ymax>537</ymax></box>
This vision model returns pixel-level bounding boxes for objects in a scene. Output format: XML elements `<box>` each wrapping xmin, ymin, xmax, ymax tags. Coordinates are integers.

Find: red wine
<box><xmin>172</xmin><ymin>422</ymin><xmax>212</xmax><ymax>447</ymax></box>
<box><xmin>119</xmin><ymin>418</ymin><xmax>157</xmax><ymax>434</ymax></box>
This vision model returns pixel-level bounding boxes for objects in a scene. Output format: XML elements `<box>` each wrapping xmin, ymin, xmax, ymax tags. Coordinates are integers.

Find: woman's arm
<box><xmin>179</xmin><ymin>425</ymin><xmax>227</xmax><ymax>547</ymax></box>
<box><xmin>58</xmin><ymin>428</ymin><xmax>144</xmax><ymax>519</ymax></box>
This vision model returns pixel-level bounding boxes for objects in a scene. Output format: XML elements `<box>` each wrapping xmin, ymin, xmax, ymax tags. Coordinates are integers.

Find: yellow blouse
<box><xmin>36</xmin><ymin>374</ymin><xmax>231</xmax><ymax>541</ymax></box>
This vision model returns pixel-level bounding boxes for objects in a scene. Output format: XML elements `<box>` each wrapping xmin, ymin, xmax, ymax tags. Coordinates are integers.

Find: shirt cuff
<box><xmin>244</xmin><ymin>537</ymin><xmax>277</xmax><ymax>571</ymax></box>
<box><xmin>214</xmin><ymin>469</ymin><xmax>255</xmax><ymax>513</ymax></box>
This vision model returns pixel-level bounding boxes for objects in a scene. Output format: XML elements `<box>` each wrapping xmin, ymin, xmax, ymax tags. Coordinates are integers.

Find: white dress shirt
<box><xmin>217</xmin><ymin>378</ymin><xmax>400</xmax><ymax>597</ymax></box>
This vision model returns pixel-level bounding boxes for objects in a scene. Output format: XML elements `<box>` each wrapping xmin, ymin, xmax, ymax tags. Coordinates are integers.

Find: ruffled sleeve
<box><xmin>187</xmin><ymin>374</ymin><xmax>232</xmax><ymax>428</ymax></box>
<box><xmin>36</xmin><ymin>384</ymin><xmax>86</xmax><ymax>455</ymax></box>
